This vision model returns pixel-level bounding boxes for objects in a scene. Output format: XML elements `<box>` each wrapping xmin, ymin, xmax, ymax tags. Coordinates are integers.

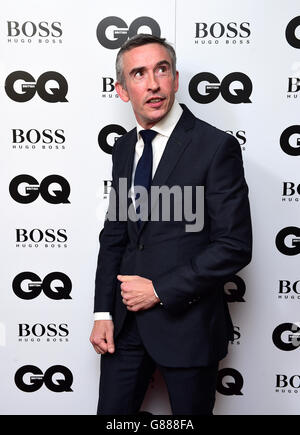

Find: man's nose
<box><xmin>147</xmin><ymin>72</ymin><xmax>160</xmax><ymax>91</ymax></box>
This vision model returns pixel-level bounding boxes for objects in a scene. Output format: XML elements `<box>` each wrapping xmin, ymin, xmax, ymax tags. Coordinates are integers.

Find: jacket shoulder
<box><xmin>194</xmin><ymin>116</ymin><xmax>235</xmax><ymax>146</ymax></box>
<box><xmin>181</xmin><ymin>104</ymin><xmax>236</xmax><ymax>147</ymax></box>
<box><xmin>114</xmin><ymin>127</ymin><xmax>136</xmax><ymax>151</ymax></box>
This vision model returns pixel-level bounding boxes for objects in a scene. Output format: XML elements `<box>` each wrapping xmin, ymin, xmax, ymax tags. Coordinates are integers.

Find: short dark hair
<box><xmin>115</xmin><ymin>34</ymin><xmax>177</xmax><ymax>88</ymax></box>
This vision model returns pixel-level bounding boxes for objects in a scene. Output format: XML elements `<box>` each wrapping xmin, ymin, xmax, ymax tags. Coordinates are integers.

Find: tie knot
<box><xmin>139</xmin><ymin>129</ymin><xmax>158</xmax><ymax>145</ymax></box>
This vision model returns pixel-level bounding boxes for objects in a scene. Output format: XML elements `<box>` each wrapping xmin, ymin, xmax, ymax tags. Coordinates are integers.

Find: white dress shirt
<box><xmin>94</xmin><ymin>100</ymin><xmax>183</xmax><ymax>321</ymax></box>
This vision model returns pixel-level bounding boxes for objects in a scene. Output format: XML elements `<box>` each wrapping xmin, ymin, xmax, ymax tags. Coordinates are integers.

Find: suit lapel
<box><xmin>136</xmin><ymin>104</ymin><xmax>196</xmax><ymax>235</ymax></box>
<box><xmin>124</xmin><ymin>127</ymin><xmax>137</xmax><ymax>188</ymax></box>
<box><xmin>121</xmin><ymin>127</ymin><xmax>142</xmax><ymax>236</ymax></box>
<box><xmin>151</xmin><ymin>105</ymin><xmax>195</xmax><ymax>188</ymax></box>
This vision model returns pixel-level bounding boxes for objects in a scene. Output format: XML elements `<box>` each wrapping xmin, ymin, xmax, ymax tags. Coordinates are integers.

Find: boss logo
<box><xmin>9</xmin><ymin>174</ymin><xmax>70</xmax><ymax>204</ymax></box>
<box><xmin>286</xmin><ymin>16</ymin><xmax>300</xmax><ymax>49</ymax></box>
<box><xmin>217</xmin><ymin>368</ymin><xmax>244</xmax><ymax>396</ymax></box>
<box><xmin>13</xmin><ymin>272</ymin><xmax>72</xmax><ymax>300</ymax></box>
<box><xmin>276</xmin><ymin>374</ymin><xmax>300</xmax><ymax>393</ymax></box>
<box><xmin>5</xmin><ymin>71</ymin><xmax>68</xmax><ymax>103</ymax></box>
<box><xmin>12</xmin><ymin>129</ymin><xmax>65</xmax><ymax>144</ymax></box>
<box><xmin>7</xmin><ymin>21</ymin><xmax>62</xmax><ymax>38</ymax></box>
<box><xmin>287</xmin><ymin>77</ymin><xmax>300</xmax><ymax>98</ymax></box>
<box><xmin>282</xmin><ymin>182</ymin><xmax>300</xmax><ymax>197</ymax></box>
<box><xmin>102</xmin><ymin>77</ymin><xmax>115</xmax><ymax>93</ymax></box>
<box><xmin>272</xmin><ymin>323</ymin><xmax>300</xmax><ymax>351</ymax></box>
<box><xmin>98</xmin><ymin>124</ymin><xmax>127</xmax><ymax>154</ymax></box>
<box><xmin>278</xmin><ymin>280</ymin><xmax>300</xmax><ymax>299</ymax></box>
<box><xmin>101</xmin><ymin>77</ymin><xmax>119</xmax><ymax>99</ymax></box>
<box><xmin>282</xmin><ymin>182</ymin><xmax>300</xmax><ymax>203</ymax></box>
<box><xmin>18</xmin><ymin>323</ymin><xmax>69</xmax><ymax>339</ymax></box>
<box><xmin>189</xmin><ymin>72</ymin><xmax>252</xmax><ymax>104</ymax></box>
<box><xmin>275</xmin><ymin>227</ymin><xmax>300</xmax><ymax>256</ymax></box>
<box><xmin>96</xmin><ymin>16</ymin><xmax>161</xmax><ymax>49</ymax></box>
<box><xmin>16</xmin><ymin>228</ymin><xmax>67</xmax><ymax>243</ymax></box>
<box><xmin>226</xmin><ymin>130</ymin><xmax>246</xmax><ymax>148</ymax></box>
<box><xmin>280</xmin><ymin>126</ymin><xmax>300</xmax><ymax>156</ymax></box>
<box><xmin>15</xmin><ymin>365</ymin><xmax>73</xmax><ymax>392</ymax></box>
<box><xmin>195</xmin><ymin>22</ymin><xmax>250</xmax><ymax>44</ymax></box>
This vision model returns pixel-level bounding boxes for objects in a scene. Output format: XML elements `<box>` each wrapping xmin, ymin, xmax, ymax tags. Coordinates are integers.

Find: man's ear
<box><xmin>115</xmin><ymin>81</ymin><xmax>130</xmax><ymax>102</ymax></box>
<box><xmin>174</xmin><ymin>71</ymin><xmax>179</xmax><ymax>93</ymax></box>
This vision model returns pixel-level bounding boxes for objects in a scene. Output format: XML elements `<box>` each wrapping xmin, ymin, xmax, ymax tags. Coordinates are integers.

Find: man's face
<box><xmin>115</xmin><ymin>43</ymin><xmax>179</xmax><ymax>129</ymax></box>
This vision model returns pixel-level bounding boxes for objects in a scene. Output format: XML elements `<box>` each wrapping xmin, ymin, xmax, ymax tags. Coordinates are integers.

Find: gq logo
<box><xmin>286</xmin><ymin>16</ymin><xmax>300</xmax><ymax>49</ymax></box>
<box><xmin>189</xmin><ymin>72</ymin><xmax>252</xmax><ymax>104</ymax></box>
<box><xmin>5</xmin><ymin>71</ymin><xmax>68</xmax><ymax>102</ymax></box>
<box><xmin>223</xmin><ymin>275</ymin><xmax>246</xmax><ymax>302</ymax></box>
<box><xmin>280</xmin><ymin>126</ymin><xmax>300</xmax><ymax>156</ymax></box>
<box><xmin>13</xmin><ymin>272</ymin><xmax>72</xmax><ymax>300</ymax></box>
<box><xmin>98</xmin><ymin>124</ymin><xmax>127</xmax><ymax>154</ymax></box>
<box><xmin>217</xmin><ymin>368</ymin><xmax>244</xmax><ymax>396</ymax></box>
<box><xmin>15</xmin><ymin>365</ymin><xmax>73</xmax><ymax>392</ymax></box>
<box><xmin>275</xmin><ymin>227</ymin><xmax>300</xmax><ymax>256</ymax></box>
<box><xmin>96</xmin><ymin>16</ymin><xmax>161</xmax><ymax>49</ymax></box>
<box><xmin>272</xmin><ymin>323</ymin><xmax>300</xmax><ymax>351</ymax></box>
<box><xmin>9</xmin><ymin>174</ymin><xmax>70</xmax><ymax>204</ymax></box>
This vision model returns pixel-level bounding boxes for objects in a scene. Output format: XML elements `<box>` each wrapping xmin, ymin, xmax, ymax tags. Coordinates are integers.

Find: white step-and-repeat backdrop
<box><xmin>0</xmin><ymin>0</ymin><xmax>299</xmax><ymax>415</ymax></box>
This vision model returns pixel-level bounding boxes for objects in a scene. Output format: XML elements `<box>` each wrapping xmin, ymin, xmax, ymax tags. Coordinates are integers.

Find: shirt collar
<box><xmin>136</xmin><ymin>99</ymin><xmax>183</xmax><ymax>140</ymax></box>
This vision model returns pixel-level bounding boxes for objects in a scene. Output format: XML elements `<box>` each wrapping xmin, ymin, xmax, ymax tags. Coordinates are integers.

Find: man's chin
<box><xmin>145</xmin><ymin>107</ymin><xmax>169</xmax><ymax>125</ymax></box>
<box><xmin>137</xmin><ymin>103</ymin><xmax>171</xmax><ymax>128</ymax></box>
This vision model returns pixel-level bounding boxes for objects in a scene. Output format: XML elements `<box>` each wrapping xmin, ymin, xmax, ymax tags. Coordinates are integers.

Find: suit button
<box><xmin>138</xmin><ymin>244</ymin><xmax>144</xmax><ymax>251</ymax></box>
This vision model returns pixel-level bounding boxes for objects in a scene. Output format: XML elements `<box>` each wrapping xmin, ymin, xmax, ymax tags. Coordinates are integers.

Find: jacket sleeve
<box><xmin>93</xmin><ymin>139</ymin><xmax>129</xmax><ymax>313</ymax></box>
<box><xmin>153</xmin><ymin>134</ymin><xmax>252</xmax><ymax>313</ymax></box>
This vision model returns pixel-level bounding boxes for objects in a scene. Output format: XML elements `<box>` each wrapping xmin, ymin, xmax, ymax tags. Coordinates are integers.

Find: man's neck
<box><xmin>136</xmin><ymin>99</ymin><xmax>182</xmax><ymax>133</ymax></box>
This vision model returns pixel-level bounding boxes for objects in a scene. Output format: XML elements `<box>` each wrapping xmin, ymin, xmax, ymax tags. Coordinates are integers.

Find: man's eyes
<box><xmin>157</xmin><ymin>65</ymin><xmax>167</xmax><ymax>73</ymax></box>
<box><xmin>134</xmin><ymin>70</ymin><xmax>143</xmax><ymax>78</ymax></box>
<box><xmin>132</xmin><ymin>65</ymin><xmax>170</xmax><ymax>80</ymax></box>
<box><xmin>156</xmin><ymin>65</ymin><xmax>171</xmax><ymax>76</ymax></box>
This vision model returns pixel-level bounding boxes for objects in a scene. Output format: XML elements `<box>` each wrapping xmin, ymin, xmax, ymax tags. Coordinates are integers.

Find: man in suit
<box><xmin>90</xmin><ymin>34</ymin><xmax>252</xmax><ymax>415</ymax></box>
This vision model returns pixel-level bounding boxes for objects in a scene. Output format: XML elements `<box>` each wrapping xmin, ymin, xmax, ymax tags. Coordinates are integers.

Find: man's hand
<box><xmin>90</xmin><ymin>320</ymin><xmax>115</xmax><ymax>354</ymax></box>
<box><xmin>118</xmin><ymin>274</ymin><xmax>160</xmax><ymax>312</ymax></box>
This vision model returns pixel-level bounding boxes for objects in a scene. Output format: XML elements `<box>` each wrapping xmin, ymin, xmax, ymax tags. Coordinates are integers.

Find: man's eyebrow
<box><xmin>128</xmin><ymin>60</ymin><xmax>171</xmax><ymax>77</ymax></box>
<box><xmin>129</xmin><ymin>66</ymin><xmax>145</xmax><ymax>77</ymax></box>
<box><xmin>155</xmin><ymin>60</ymin><xmax>171</xmax><ymax>68</ymax></box>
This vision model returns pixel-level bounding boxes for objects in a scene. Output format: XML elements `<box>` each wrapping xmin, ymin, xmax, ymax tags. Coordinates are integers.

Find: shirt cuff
<box><xmin>153</xmin><ymin>286</ymin><xmax>163</xmax><ymax>305</ymax></box>
<box><xmin>94</xmin><ymin>312</ymin><xmax>113</xmax><ymax>321</ymax></box>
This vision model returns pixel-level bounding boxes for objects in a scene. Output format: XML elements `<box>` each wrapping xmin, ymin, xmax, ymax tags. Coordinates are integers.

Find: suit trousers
<box><xmin>97</xmin><ymin>312</ymin><xmax>218</xmax><ymax>415</ymax></box>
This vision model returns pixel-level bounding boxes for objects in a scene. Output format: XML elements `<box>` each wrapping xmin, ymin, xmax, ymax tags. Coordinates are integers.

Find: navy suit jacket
<box><xmin>94</xmin><ymin>104</ymin><xmax>252</xmax><ymax>367</ymax></box>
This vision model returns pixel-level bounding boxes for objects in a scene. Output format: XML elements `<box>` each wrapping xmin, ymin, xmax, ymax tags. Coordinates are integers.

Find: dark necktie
<box><xmin>134</xmin><ymin>129</ymin><xmax>158</xmax><ymax>224</ymax></box>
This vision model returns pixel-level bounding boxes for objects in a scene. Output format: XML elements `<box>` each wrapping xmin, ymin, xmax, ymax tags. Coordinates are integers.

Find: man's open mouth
<box><xmin>146</xmin><ymin>97</ymin><xmax>166</xmax><ymax>105</ymax></box>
